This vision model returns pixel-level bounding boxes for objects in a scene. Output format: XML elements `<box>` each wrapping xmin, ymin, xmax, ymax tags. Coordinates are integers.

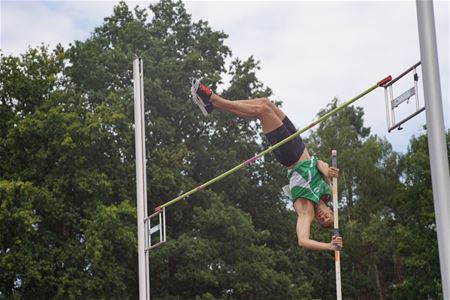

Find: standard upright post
<box><xmin>416</xmin><ymin>1</ymin><xmax>450</xmax><ymax>298</ymax></box>
<box><xmin>332</xmin><ymin>150</ymin><xmax>342</xmax><ymax>300</ymax></box>
<box><xmin>133</xmin><ymin>58</ymin><xmax>150</xmax><ymax>300</ymax></box>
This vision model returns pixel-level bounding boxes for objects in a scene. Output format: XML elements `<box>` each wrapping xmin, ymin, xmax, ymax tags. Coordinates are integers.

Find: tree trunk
<box><xmin>374</xmin><ymin>263</ymin><xmax>384</xmax><ymax>300</ymax></box>
<box><xmin>346</xmin><ymin>182</ymin><xmax>353</xmax><ymax>218</ymax></box>
<box><xmin>393</xmin><ymin>253</ymin><xmax>404</xmax><ymax>282</ymax></box>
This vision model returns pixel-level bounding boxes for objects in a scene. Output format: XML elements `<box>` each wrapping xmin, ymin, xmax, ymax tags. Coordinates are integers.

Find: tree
<box><xmin>1</xmin><ymin>44</ymin><xmax>138</xmax><ymax>298</ymax></box>
<box><xmin>305</xmin><ymin>98</ymin><xmax>406</xmax><ymax>299</ymax></box>
<box><xmin>150</xmin><ymin>197</ymin><xmax>312</xmax><ymax>299</ymax></box>
<box><xmin>390</xmin><ymin>132</ymin><xmax>449</xmax><ymax>300</ymax></box>
<box><xmin>1</xmin><ymin>1</ymin><xmax>299</xmax><ymax>298</ymax></box>
<box><xmin>0</xmin><ymin>180</ymin><xmax>52</xmax><ymax>299</ymax></box>
<box><xmin>306</xmin><ymin>97</ymin><xmax>371</xmax><ymax>215</ymax></box>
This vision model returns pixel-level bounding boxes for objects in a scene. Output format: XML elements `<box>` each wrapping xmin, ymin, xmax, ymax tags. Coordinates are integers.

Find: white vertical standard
<box><xmin>416</xmin><ymin>1</ymin><xmax>450</xmax><ymax>299</ymax></box>
<box><xmin>133</xmin><ymin>58</ymin><xmax>150</xmax><ymax>300</ymax></box>
<box><xmin>332</xmin><ymin>150</ymin><xmax>342</xmax><ymax>300</ymax></box>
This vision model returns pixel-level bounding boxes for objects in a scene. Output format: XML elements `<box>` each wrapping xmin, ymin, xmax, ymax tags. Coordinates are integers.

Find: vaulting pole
<box><xmin>332</xmin><ymin>150</ymin><xmax>342</xmax><ymax>300</ymax></box>
<box><xmin>133</xmin><ymin>57</ymin><xmax>150</xmax><ymax>300</ymax></box>
<box><xmin>416</xmin><ymin>1</ymin><xmax>450</xmax><ymax>298</ymax></box>
<box><xmin>156</xmin><ymin>75</ymin><xmax>391</xmax><ymax>211</ymax></box>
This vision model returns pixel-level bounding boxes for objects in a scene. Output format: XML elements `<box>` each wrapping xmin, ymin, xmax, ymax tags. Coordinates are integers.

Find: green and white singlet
<box><xmin>287</xmin><ymin>156</ymin><xmax>331</xmax><ymax>205</ymax></box>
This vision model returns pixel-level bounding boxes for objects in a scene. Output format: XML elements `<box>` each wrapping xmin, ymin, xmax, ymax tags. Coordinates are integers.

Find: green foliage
<box><xmin>306</xmin><ymin>98</ymin><xmax>372</xmax><ymax>214</ymax></box>
<box><xmin>305</xmin><ymin>98</ymin><xmax>445</xmax><ymax>299</ymax></box>
<box><xmin>389</xmin><ymin>132</ymin><xmax>449</xmax><ymax>300</ymax></box>
<box><xmin>79</xmin><ymin>201</ymin><xmax>137</xmax><ymax>299</ymax></box>
<box><xmin>151</xmin><ymin>198</ymin><xmax>312</xmax><ymax>299</ymax></box>
<box><xmin>0</xmin><ymin>0</ymin><xmax>446</xmax><ymax>299</ymax></box>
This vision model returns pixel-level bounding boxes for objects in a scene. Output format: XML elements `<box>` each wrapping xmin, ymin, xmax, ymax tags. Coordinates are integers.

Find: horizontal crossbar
<box><xmin>388</xmin><ymin>107</ymin><xmax>426</xmax><ymax>132</ymax></box>
<box><xmin>384</xmin><ymin>61</ymin><xmax>421</xmax><ymax>87</ymax></box>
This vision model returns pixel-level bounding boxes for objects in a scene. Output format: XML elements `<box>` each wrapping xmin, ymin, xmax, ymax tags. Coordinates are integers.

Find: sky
<box><xmin>1</xmin><ymin>0</ymin><xmax>449</xmax><ymax>154</ymax></box>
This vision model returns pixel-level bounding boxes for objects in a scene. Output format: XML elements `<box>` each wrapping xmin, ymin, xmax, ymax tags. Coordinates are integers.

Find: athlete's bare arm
<box><xmin>317</xmin><ymin>159</ymin><xmax>339</xmax><ymax>185</ymax></box>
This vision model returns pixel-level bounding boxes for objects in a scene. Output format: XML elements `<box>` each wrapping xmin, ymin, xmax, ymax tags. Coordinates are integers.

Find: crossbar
<box><xmin>384</xmin><ymin>61</ymin><xmax>421</xmax><ymax>87</ymax></box>
<box><xmin>388</xmin><ymin>106</ymin><xmax>426</xmax><ymax>132</ymax></box>
<box><xmin>156</xmin><ymin>75</ymin><xmax>391</xmax><ymax>211</ymax></box>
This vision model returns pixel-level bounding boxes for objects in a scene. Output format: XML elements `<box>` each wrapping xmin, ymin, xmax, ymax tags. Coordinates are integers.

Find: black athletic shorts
<box><xmin>265</xmin><ymin>120</ymin><xmax>305</xmax><ymax>167</ymax></box>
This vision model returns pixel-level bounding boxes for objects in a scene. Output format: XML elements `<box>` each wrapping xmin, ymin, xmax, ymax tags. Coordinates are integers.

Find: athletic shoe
<box><xmin>190</xmin><ymin>78</ymin><xmax>214</xmax><ymax>116</ymax></box>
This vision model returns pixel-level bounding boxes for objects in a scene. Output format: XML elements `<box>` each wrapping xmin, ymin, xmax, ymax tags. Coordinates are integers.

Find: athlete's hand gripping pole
<box><xmin>332</xmin><ymin>150</ymin><xmax>342</xmax><ymax>300</ymax></box>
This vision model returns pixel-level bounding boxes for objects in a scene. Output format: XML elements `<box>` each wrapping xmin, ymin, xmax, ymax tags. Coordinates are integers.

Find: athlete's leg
<box><xmin>210</xmin><ymin>94</ymin><xmax>283</xmax><ymax>134</ymax></box>
<box><xmin>231</xmin><ymin>99</ymin><xmax>286</xmax><ymax>120</ymax></box>
<box><xmin>215</xmin><ymin>97</ymin><xmax>300</xmax><ymax>135</ymax></box>
<box><xmin>191</xmin><ymin>78</ymin><xmax>308</xmax><ymax>166</ymax></box>
<box><xmin>191</xmin><ymin>78</ymin><xmax>290</xmax><ymax>132</ymax></box>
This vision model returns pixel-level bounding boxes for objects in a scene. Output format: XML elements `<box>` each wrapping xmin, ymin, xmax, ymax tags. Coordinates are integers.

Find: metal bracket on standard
<box><xmin>145</xmin><ymin>207</ymin><xmax>166</xmax><ymax>250</ymax></box>
<box><xmin>383</xmin><ymin>61</ymin><xmax>425</xmax><ymax>132</ymax></box>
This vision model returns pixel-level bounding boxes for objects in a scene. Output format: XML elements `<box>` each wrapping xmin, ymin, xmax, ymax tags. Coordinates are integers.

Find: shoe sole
<box><xmin>190</xmin><ymin>85</ymin><xmax>208</xmax><ymax>116</ymax></box>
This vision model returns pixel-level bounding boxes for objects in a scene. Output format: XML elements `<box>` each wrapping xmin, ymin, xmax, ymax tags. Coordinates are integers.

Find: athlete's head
<box><xmin>315</xmin><ymin>200</ymin><xmax>333</xmax><ymax>229</ymax></box>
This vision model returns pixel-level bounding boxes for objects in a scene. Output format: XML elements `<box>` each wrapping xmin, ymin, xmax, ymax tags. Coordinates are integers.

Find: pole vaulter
<box><xmin>155</xmin><ymin>75</ymin><xmax>391</xmax><ymax>212</ymax></box>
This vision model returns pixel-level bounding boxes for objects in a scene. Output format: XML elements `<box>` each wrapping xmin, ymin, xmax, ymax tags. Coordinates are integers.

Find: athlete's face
<box><xmin>315</xmin><ymin>202</ymin><xmax>333</xmax><ymax>229</ymax></box>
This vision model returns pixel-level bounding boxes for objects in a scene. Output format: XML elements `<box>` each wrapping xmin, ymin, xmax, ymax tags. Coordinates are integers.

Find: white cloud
<box><xmin>0</xmin><ymin>1</ymin><xmax>139</xmax><ymax>54</ymax></box>
<box><xmin>2</xmin><ymin>2</ymin><xmax>85</xmax><ymax>53</ymax></box>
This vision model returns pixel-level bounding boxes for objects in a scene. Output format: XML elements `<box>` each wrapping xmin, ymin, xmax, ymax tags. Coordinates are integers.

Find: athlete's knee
<box><xmin>259</xmin><ymin>97</ymin><xmax>272</xmax><ymax>106</ymax></box>
<box><xmin>255</xmin><ymin>98</ymin><xmax>273</xmax><ymax>117</ymax></box>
